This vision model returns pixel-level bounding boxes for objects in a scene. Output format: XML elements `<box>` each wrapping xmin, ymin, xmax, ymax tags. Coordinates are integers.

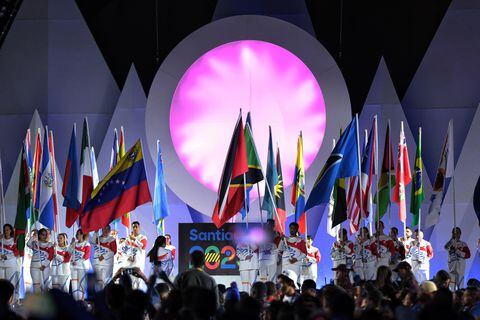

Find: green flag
<box><xmin>410</xmin><ymin>128</ymin><xmax>424</xmax><ymax>226</ymax></box>
<box><xmin>244</xmin><ymin>113</ymin><xmax>264</xmax><ymax>186</ymax></box>
<box><xmin>375</xmin><ymin>122</ymin><xmax>395</xmax><ymax>219</ymax></box>
<box><xmin>14</xmin><ymin>142</ymin><xmax>32</xmax><ymax>256</ymax></box>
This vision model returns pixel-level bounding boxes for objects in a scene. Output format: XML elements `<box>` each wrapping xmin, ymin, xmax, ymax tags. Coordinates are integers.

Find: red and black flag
<box><xmin>212</xmin><ymin>114</ymin><xmax>249</xmax><ymax>228</ymax></box>
<box><xmin>274</xmin><ymin>146</ymin><xmax>287</xmax><ymax>235</ymax></box>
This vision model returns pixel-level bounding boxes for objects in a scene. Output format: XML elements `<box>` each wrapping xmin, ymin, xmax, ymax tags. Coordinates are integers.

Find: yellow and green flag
<box><xmin>410</xmin><ymin>128</ymin><xmax>424</xmax><ymax>226</ymax></box>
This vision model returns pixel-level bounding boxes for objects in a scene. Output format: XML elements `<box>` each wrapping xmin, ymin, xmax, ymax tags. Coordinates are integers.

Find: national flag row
<box><xmin>12</xmin><ymin>120</ymin><xmax>171</xmax><ymax>254</ymax></box>
<box><xmin>212</xmin><ymin>112</ymin><xmax>457</xmax><ymax>237</ymax></box>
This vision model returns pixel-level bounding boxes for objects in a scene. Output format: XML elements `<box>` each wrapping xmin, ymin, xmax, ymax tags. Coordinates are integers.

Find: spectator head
<box><xmin>277</xmin><ymin>273</ymin><xmax>297</xmax><ymax>296</ymax></box>
<box><xmin>280</xmin><ymin>270</ymin><xmax>299</xmax><ymax>289</ymax></box>
<box><xmin>467</xmin><ymin>278</ymin><xmax>480</xmax><ymax>289</ymax></box>
<box><xmin>155</xmin><ymin>283</ymin><xmax>171</xmax><ymax>301</ymax></box>
<box><xmin>251</xmin><ymin>281</ymin><xmax>267</xmax><ymax>302</ymax></box>
<box><xmin>289</xmin><ymin>222</ymin><xmax>299</xmax><ymax>236</ymax></box>
<box><xmin>463</xmin><ymin>287</ymin><xmax>479</xmax><ymax>308</ymax></box>
<box><xmin>322</xmin><ymin>285</ymin><xmax>355</xmax><ymax>318</ymax></box>
<box><xmin>131</xmin><ymin>221</ymin><xmax>140</xmax><ymax>235</ymax></box>
<box><xmin>190</xmin><ymin>250</ymin><xmax>205</xmax><ymax>268</ymax></box>
<box><xmin>225</xmin><ymin>282</ymin><xmax>240</xmax><ymax>304</ymax></box>
<box><xmin>301</xmin><ymin>279</ymin><xmax>317</xmax><ymax>297</ymax></box>
<box><xmin>183</xmin><ymin>286</ymin><xmax>217</xmax><ymax>319</ymax></box>
<box><xmin>394</xmin><ymin>261</ymin><xmax>412</xmax><ymax>278</ymax></box>
<box><xmin>363</xmin><ymin>283</ymin><xmax>383</xmax><ymax>310</ymax></box>
<box><xmin>105</xmin><ymin>283</ymin><xmax>125</xmax><ymax>311</ymax></box>
<box><xmin>420</xmin><ymin>280</ymin><xmax>438</xmax><ymax>294</ymax></box>
<box><xmin>434</xmin><ymin>270</ymin><xmax>451</xmax><ymax>290</ymax></box>
<box><xmin>265</xmin><ymin>281</ymin><xmax>277</xmax><ymax>300</ymax></box>
<box><xmin>376</xmin><ymin>265</ymin><xmax>392</xmax><ymax>287</ymax></box>
<box><xmin>0</xmin><ymin>279</ymin><xmax>14</xmax><ymax>305</ymax></box>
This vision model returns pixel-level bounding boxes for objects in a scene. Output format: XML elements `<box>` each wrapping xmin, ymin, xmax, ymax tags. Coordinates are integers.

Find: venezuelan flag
<box><xmin>80</xmin><ymin>140</ymin><xmax>152</xmax><ymax>232</ymax></box>
<box><xmin>291</xmin><ymin>132</ymin><xmax>306</xmax><ymax>234</ymax></box>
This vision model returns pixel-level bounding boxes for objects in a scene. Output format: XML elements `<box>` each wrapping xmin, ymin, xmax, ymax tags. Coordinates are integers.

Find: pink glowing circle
<box><xmin>170</xmin><ymin>40</ymin><xmax>326</xmax><ymax>192</ymax></box>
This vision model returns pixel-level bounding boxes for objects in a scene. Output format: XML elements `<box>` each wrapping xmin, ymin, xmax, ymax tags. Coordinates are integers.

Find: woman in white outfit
<box><xmin>69</xmin><ymin>229</ymin><xmax>91</xmax><ymax>301</ymax></box>
<box><xmin>51</xmin><ymin>233</ymin><xmax>71</xmax><ymax>292</ymax></box>
<box><xmin>0</xmin><ymin>224</ymin><xmax>20</xmax><ymax>301</ymax></box>
<box><xmin>27</xmin><ymin>228</ymin><xmax>54</xmax><ymax>293</ymax></box>
<box><xmin>92</xmin><ymin>225</ymin><xmax>117</xmax><ymax>289</ymax></box>
<box><xmin>353</xmin><ymin>227</ymin><xmax>377</xmax><ymax>281</ymax></box>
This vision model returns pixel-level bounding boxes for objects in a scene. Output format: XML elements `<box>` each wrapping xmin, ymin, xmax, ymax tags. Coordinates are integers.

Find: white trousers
<box><xmin>240</xmin><ymin>269</ymin><xmax>258</xmax><ymax>293</ymax></box>
<box><xmin>0</xmin><ymin>267</ymin><xmax>19</xmax><ymax>300</ymax></box>
<box><xmin>30</xmin><ymin>266</ymin><xmax>50</xmax><ymax>292</ymax></box>
<box><xmin>94</xmin><ymin>264</ymin><xmax>113</xmax><ymax>290</ymax></box>
<box><xmin>282</xmin><ymin>264</ymin><xmax>302</xmax><ymax>284</ymax></box>
<box><xmin>71</xmin><ymin>268</ymin><xmax>87</xmax><ymax>301</ymax></box>
<box><xmin>448</xmin><ymin>260</ymin><xmax>466</xmax><ymax>290</ymax></box>
<box><xmin>412</xmin><ymin>261</ymin><xmax>429</xmax><ymax>282</ymax></box>
<box><xmin>258</xmin><ymin>263</ymin><xmax>277</xmax><ymax>282</ymax></box>
<box><xmin>51</xmin><ymin>275</ymin><xmax>71</xmax><ymax>292</ymax></box>
<box><xmin>300</xmin><ymin>264</ymin><xmax>318</xmax><ymax>284</ymax></box>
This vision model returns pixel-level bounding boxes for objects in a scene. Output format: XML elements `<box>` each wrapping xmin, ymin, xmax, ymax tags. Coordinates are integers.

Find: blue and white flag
<box><xmin>153</xmin><ymin>140</ymin><xmax>170</xmax><ymax>235</ymax></box>
<box><xmin>38</xmin><ymin>128</ymin><xmax>55</xmax><ymax>230</ymax></box>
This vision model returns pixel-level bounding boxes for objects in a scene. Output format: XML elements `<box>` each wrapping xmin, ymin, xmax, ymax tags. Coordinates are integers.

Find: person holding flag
<box><xmin>373</xmin><ymin>220</ymin><xmax>395</xmax><ymax>268</ymax></box>
<box><xmin>69</xmin><ymin>229</ymin><xmax>91</xmax><ymax>301</ymax></box>
<box><xmin>124</xmin><ymin>221</ymin><xmax>147</xmax><ymax>289</ymax></box>
<box><xmin>279</xmin><ymin>222</ymin><xmax>307</xmax><ymax>284</ymax></box>
<box><xmin>292</xmin><ymin>132</ymin><xmax>306</xmax><ymax>234</ymax></box>
<box><xmin>301</xmin><ymin>235</ymin><xmax>321</xmax><ymax>283</ymax></box>
<box><xmin>27</xmin><ymin>228</ymin><xmax>54</xmax><ymax>293</ymax></box>
<box><xmin>51</xmin><ymin>233</ymin><xmax>71</xmax><ymax>292</ymax></box>
<box><xmin>444</xmin><ymin>227</ymin><xmax>471</xmax><ymax>290</ymax></box>
<box><xmin>258</xmin><ymin>219</ymin><xmax>282</xmax><ymax>282</ymax></box>
<box><xmin>92</xmin><ymin>225</ymin><xmax>117</xmax><ymax>289</ymax></box>
<box><xmin>0</xmin><ymin>224</ymin><xmax>20</xmax><ymax>301</ymax></box>
<box><xmin>353</xmin><ymin>226</ymin><xmax>377</xmax><ymax>281</ymax></box>
<box><xmin>330</xmin><ymin>228</ymin><xmax>354</xmax><ymax>278</ymax></box>
<box><xmin>408</xmin><ymin>230</ymin><xmax>433</xmax><ymax>282</ymax></box>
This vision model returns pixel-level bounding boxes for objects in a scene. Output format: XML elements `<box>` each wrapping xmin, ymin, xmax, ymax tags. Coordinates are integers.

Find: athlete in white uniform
<box><xmin>389</xmin><ymin>227</ymin><xmax>405</xmax><ymax>267</ymax></box>
<box><xmin>0</xmin><ymin>224</ymin><xmax>20</xmax><ymax>301</ymax></box>
<box><xmin>353</xmin><ymin>227</ymin><xmax>377</xmax><ymax>281</ymax></box>
<box><xmin>92</xmin><ymin>225</ymin><xmax>117</xmax><ymax>289</ymax></box>
<box><xmin>372</xmin><ymin>221</ymin><xmax>395</xmax><ymax>268</ymax></box>
<box><xmin>444</xmin><ymin>227</ymin><xmax>471</xmax><ymax>290</ymax></box>
<box><xmin>236</xmin><ymin>240</ymin><xmax>259</xmax><ymax>292</ymax></box>
<box><xmin>409</xmin><ymin>230</ymin><xmax>433</xmax><ymax>282</ymax></box>
<box><xmin>301</xmin><ymin>235</ymin><xmax>321</xmax><ymax>283</ymax></box>
<box><xmin>27</xmin><ymin>228</ymin><xmax>54</xmax><ymax>293</ymax></box>
<box><xmin>399</xmin><ymin>227</ymin><xmax>414</xmax><ymax>265</ymax></box>
<box><xmin>165</xmin><ymin>234</ymin><xmax>176</xmax><ymax>260</ymax></box>
<box><xmin>258</xmin><ymin>220</ymin><xmax>281</xmax><ymax>282</ymax></box>
<box><xmin>331</xmin><ymin>228</ymin><xmax>354</xmax><ymax>279</ymax></box>
<box><xmin>147</xmin><ymin>235</ymin><xmax>174</xmax><ymax>278</ymax></box>
<box><xmin>279</xmin><ymin>222</ymin><xmax>307</xmax><ymax>284</ymax></box>
<box><xmin>51</xmin><ymin>233</ymin><xmax>71</xmax><ymax>292</ymax></box>
<box><xmin>124</xmin><ymin>221</ymin><xmax>147</xmax><ymax>289</ymax></box>
<box><xmin>70</xmin><ymin>229</ymin><xmax>92</xmax><ymax>301</ymax></box>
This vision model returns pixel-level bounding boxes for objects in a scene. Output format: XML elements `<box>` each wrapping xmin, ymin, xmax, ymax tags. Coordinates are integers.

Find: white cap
<box><xmin>281</xmin><ymin>269</ymin><xmax>299</xmax><ymax>289</ymax></box>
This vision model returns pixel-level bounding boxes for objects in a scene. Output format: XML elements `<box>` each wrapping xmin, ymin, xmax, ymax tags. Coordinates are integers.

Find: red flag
<box><xmin>393</xmin><ymin>123</ymin><xmax>412</xmax><ymax>223</ymax></box>
<box><xmin>212</xmin><ymin>114</ymin><xmax>248</xmax><ymax>228</ymax></box>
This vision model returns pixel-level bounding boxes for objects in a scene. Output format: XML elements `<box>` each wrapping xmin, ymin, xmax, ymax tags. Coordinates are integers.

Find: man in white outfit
<box><xmin>408</xmin><ymin>230</ymin><xmax>433</xmax><ymax>282</ymax></box>
<box><xmin>279</xmin><ymin>222</ymin><xmax>307</xmax><ymax>285</ymax></box>
<box><xmin>444</xmin><ymin>227</ymin><xmax>471</xmax><ymax>290</ymax></box>
<box><xmin>92</xmin><ymin>225</ymin><xmax>117</xmax><ymax>289</ymax></box>
<box><xmin>236</xmin><ymin>241</ymin><xmax>258</xmax><ymax>292</ymax></box>
<box><xmin>301</xmin><ymin>235</ymin><xmax>321</xmax><ymax>283</ymax></box>
<box><xmin>124</xmin><ymin>221</ymin><xmax>147</xmax><ymax>289</ymax></box>
<box><xmin>258</xmin><ymin>220</ymin><xmax>281</xmax><ymax>282</ymax></box>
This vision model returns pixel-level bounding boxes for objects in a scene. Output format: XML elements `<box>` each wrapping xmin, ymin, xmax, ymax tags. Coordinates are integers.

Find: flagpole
<box><xmin>374</xmin><ymin>116</ymin><xmax>380</xmax><ymax>238</ymax></box>
<box><xmin>451</xmin><ymin>120</ymin><xmax>457</xmax><ymax>230</ymax></box>
<box><xmin>355</xmin><ymin>114</ymin><xmax>364</xmax><ymax>235</ymax></box>
<box><xmin>256</xmin><ymin>183</ymin><xmax>264</xmax><ymax>227</ymax></box>
<box><xmin>400</xmin><ymin>122</ymin><xmax>406</xmax><ymax>238</ymax></box>
<box><xmin>418</xmin><ymin>127</ymin><xmax>422</xmax><ymax>234</ymax></box>
<box><xmin>243</xmin><ymin>173</ymin><xmax>249</xmax><ymax>230</ymax></box>
<box><xmin>363</xmin><ymin>129</ymin><xmax>372</xmax><ymax>235</ymax></box>
<box><xmin>388</xmin><ymin>119</ymin><xmax>392</xmax><ymax>228</ymax></box>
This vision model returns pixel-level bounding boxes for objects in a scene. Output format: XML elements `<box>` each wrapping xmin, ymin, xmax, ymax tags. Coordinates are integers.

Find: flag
<box><xmin>48</xmin><ymin>131</ymin><xmax>59</xmax><ymax>232</ymax></box>
<box><xmin>306</xmin><ymin>116</ymin><xmax>360</xmax><ymax>228</ymax></box>
<box><xmin>24</xmin><ymin>129</ymin><xmax>33</xmax><ymax>221</ymax></box>
<box><xmin>347</xmin><ymin>175</ymin><xmax>361</xmax><ymax>234</ymax></box>
<box><xmin>31</xmin><ymin>130</ymin><xmax>42</xmax><ymax>225</ymax></box>
<box><xmin>262</xmin><ymin>126</ymin><xmax>278</xmax><ymax>220</ymax></box>
<box><xmin>393</xmin><ymin>123</ymin><xmax>412</xmax><ymax>223</ymax></box>
<box><xmin>474</xmin><ymin>176</ymin><xmax>480</xmax><ymax>226</ymax></box>
<box><xmin>360</xmin><ymin>118</ymin><xmax>377</xmax><ymax>225</ymax></box>
<box><xmin>91</xmin><ymin>147</ymin><xmax>99</xmax><ymax>188</ymax></box>
<box><xmin>425</xmin><ymin>120</ymin><xmax>454</xmax><ymax>228</ymax></box>
<box><xmin>80</xmin><ymin>140</ymin><xmax>152</xmax><ymax>232</ymax></box>
<box><xmin>62</xmin><ymin>125</ymin><xmax>81</xmax><ymax>227</ymax></box>
<box><xmin>110</xmin><ymin>129</ymin><xmax>121</xmax><ymax>229</ymax></box>
<box><xmin>119</xmin><ymin>127</ymin><xmax>131</xmax><ymax>228</ymax></box>
<box><xmin>153</xmin><ymin>140</ymin><xmax>170</xmax><ymax>235</ymax></box>
<box><xmin>275</xmin><ymin>147</ymin><xmax>287</xmax><ymax>235</ymax></box>
<box><xmin>410</xmin><ymin>128</ymin><xmax>424</xmax><ymax>227</ymax></box>
<box><xmin>212</xmin><ymin>114</ymin><xmax>248</xmax><ymax>228</ymax></box>
<box><xmin>14</xmin><ymin>142</ymin><xmax>31</xmax><ymax>256</ymax></box>
<box><xmin>330</xmin><ymin>178</ymin><xmax>348</xmax><ymax>236</ymax></box>
<box><xmin>375</xmin><ymin>122</ymin><xmax>395</xmax><ymax>219</ymax></box>
<box><xmin>240</xmin><ymin>112</ymin><xmax>264</xmax><ymax>219</ymax></box>
<box><xmin>38</xmin><ymin>128</ymin><xmax>55</xmax><ymax>230</ymax></box>
<box><xmin>291</xmin><ymin>132</ymin><xmax>306</xmax><ymax>234</ymax></box>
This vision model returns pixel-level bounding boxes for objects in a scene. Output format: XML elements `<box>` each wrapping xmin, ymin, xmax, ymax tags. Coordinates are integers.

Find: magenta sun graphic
<box><xmin>170</xmin><ymin>40</ymin><xmax>326</xmax><ymax>193</ymax></box>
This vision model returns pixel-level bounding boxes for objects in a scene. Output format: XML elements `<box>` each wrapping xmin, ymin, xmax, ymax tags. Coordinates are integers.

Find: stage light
<box><xmin>169</xmin><ymin>40</ymin><xmax>326</xmax><ymax>193</ymax></box>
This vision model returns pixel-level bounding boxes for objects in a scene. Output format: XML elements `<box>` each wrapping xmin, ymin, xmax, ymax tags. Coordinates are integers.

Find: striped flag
<box><xmin>393</xmin><ymin>122</ymin><xmax>412</xmax><ymax>223</ymax></box>
<box><xmin>425</xmin><ymin>120</ymin><xmax>454</xmax><ymax>228</ymax></box>
<box><xmin>347</xmin><ymin>175</ymin><xmax>361</xmax><ymax>234</ymax></box>
<box><xmin>31</xmin><ymin>129</ymin><xmax>42</xmax><ymax>226</ymax></box>
<box><xmin>118</xmin><ymin>127</ymin><xmax>131</xmax><ymax>228</ymax></box>
<box><xmin>110</xmin><ymin>129</ymin><xmax>121</xmax><ymax>229</ymax></box>
<box><xmin>292</xmin><ymin>132</ymin><xmax>306</xmax><ymax>234</ymax></box>
<box><xmin>63</xmin><ymin>125</ymin><xmax>81</xmax><ymax>228</ymax></box>
<box><xmin>262</xmin><ymin>126</ymin><xmax>278</xmax><ymax>221</ymax></box>
<box><xmin>48</xmin><ymin>131</ymin><xmax>59</xmax><ymax>232</ymax></box>
<box><xmin>360</xmin><ymin>117</ymin><xmax>377</xmax><ymax>227</ymax></box>
<box><xmin>374</xmin><ymin>122</ymin><xmax>395</xmax><ymax>219</ymax></box>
